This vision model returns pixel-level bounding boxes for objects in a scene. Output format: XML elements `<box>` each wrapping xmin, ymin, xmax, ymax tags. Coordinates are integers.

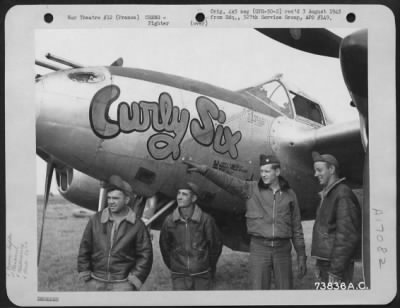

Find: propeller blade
<box><xmin>37</xmin><ymin>161</ymin><xmax>55</xmax><ymax>265</ymax></box>
<box><xmin>111</xmin><ymin>57</ymin><xmax>124</xmax><ymax>66</ymax></box>
<box><xmin>362</xmin><ymin>146</ymin><xmax>370</xmax><ymax>287</ymax></box>
<box><xmin>255</xmin><ymin>28</ymin><xmax>342</xmax><ymax>58</ymax></box>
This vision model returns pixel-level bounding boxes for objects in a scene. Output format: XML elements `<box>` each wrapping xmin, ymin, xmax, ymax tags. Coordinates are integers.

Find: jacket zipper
<box><xmin>107</xmin><ymin>223</ymin><xmax>115</xmax><ymax>281</ymax></box>
<box><xmin>272</xmin><ymin>192</ymin><xmax>276</xmax><ymax>248</ymax></box>
<box><xmin>107</xmin><ymin>250</ymin><xmax>111</xmax><ymax>280</ymax></box>
<box><xmin>185</xmin><ymin>221</ymin><xmax>190</xmax><ymax>272</ymax></box>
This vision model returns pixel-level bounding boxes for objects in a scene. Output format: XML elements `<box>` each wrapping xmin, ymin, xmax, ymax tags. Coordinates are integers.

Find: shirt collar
<box><xmin>101</xmin><ymin>207</ymin><xmax>136</xmax><ymax>224</ymax></box>
<box><xmin>320</xmin><ymin>177</ymin><xmax>346</xmax><ymax>197</ymax></box>
<box><xmin>172</xmin><ymin>204</ymin><xmax>202</xmax><ymax>222</ymax></box>
<box><xmin>257</xmin><ymin>176</ymin><xmax>289</xmax><ymax>191</ymax></box>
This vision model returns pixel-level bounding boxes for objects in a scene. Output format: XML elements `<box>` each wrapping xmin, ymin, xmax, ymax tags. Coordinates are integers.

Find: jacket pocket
<box><xmin>245</xmin><ymin>202</ymin><xmax>264</xmax><ymax>218</ymax></box>
<box><xmin>245</xmin><ymin>209</ymin><xmax>266</xmax><ymax>235</ymax></box>
<box><xmin>172</xmin><ymin>246</ymin><xmax>184</xmax><ymax>255</ymax></box>
<box><xmin>324</xmin><ymin>233</ymin><xmax>335</xmax><ymax>250</ymax></box>
<box><xmin>120</xmin><ymin>253</ymin><xmax>136</xmax><ymax>262</ymax></box>
<box><xmin>277</xmin><ymin>203</ymin><xmax>291</xmax><ymax>229</ymax></box>
<box><xmin>91</xmin><ymin>251</ymin><xmax>103</xmax><ymax>262</ymax></box>
<box><xmin>316</xmin><ymin>231</ymin><xmax>335</xmax><ymax>258</ymax></box>
<box><xmin>192</xmin><ymin>241</ymin><xmax>206</xmax><ymax>252</ymax></box>
<box><xmin>245</xmin><ymin>211</ymin><xmax>263</xmax><ymax>218</ymax></box>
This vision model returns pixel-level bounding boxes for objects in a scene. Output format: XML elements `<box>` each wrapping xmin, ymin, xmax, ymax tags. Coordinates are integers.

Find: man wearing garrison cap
<box><xmin>311</xmin><ymin>152</ymin><xmax>361</xmax><ymax>285</ymax></box>
<box><xmin>77</xmin><ymin>175</ymin><xmax>153</xmax><ymax>291</ymax></box>
<box><xmin>183</xmin><ymin>156</ymin><xmax>306</xmax><ymax>290</ymax></box>
<box><xmin>159</xmin><ymin>182</ymin><xmax>223</xmax><ymax>290</ymax></box>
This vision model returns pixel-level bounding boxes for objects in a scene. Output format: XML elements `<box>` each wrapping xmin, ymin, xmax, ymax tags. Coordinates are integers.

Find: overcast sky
<box><xmin>35</xmin><ymin>27</ymin><xmax>358</xmax><ymax>194</ymax></box>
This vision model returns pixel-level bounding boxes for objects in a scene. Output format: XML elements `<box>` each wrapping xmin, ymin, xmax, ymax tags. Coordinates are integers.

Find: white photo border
<box><xmin>5</xmin><ymin>4</ymin><xmax>397</xmax><ymax>306</ymax></box>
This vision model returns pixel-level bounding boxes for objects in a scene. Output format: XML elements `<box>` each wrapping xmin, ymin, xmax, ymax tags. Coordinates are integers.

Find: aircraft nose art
<box><xmin>36</xmin><ymin>67</ymin><xmax>112</xmax><ymax>168</ymax></box>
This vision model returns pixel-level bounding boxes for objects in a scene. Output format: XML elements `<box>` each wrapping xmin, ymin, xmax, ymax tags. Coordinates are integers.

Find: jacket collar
<box><xmin>258</xmin><ymin>176</ymin><xmax>290</xmax><ymax>191</ymax></box>
<box><xmin>172</xmin><ymin>204</ymin><xmax>202</xmax><ymax>222</ymax></box>
<box><xmin>320</xmin><ymin>177</ymin><xmax>346</xmax><ymax>197</ymax></box>
<box><xmin>100</xmin><ymin>207</ymin><xmax>136</xmax><ymax>224</ymax></box>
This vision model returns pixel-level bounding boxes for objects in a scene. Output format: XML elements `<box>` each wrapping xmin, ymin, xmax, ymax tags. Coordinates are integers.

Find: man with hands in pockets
<box><xmin>311</xmin><ymin>152</ymin><xmax>361</xmax><ymax>286</ymax></box>
<box><xmin>77</xmin><ymin>175</ymin><xmax>153</xmax><ymax>291</ymax></box>
<box><xmin>159</xmin><ymin>182</ymin><xmax>222</xmax><ymax>290</ymax></box>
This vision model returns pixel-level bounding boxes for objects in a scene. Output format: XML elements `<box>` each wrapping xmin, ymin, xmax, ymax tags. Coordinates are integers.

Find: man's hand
<box><xmin>328</xmin><ymin>273</ymin><xmax>342</xmax><ymax>284</ymax></box>
<box><xmin>314</xmin><ymin>268</ymin><xmax>321</xmax><ymax>282</ymax></box>
<box><xmin>297</xmin><ymin>255</ymin><xmax>307</xmax><ymax>279</ymax></box>
<box><xmin>182</xmin><ymin>160</ymin><xmax>208</xmax><ymax>174</ymax></box>
<box><xmin>78</xmin><ymin>271</ymin><xmax>92</xmax><ymax>282</ymax></box>
<box><xmin>127</xmin><ymin>282</ymin><xmax>137</xmax><ymax>291</ymax></box>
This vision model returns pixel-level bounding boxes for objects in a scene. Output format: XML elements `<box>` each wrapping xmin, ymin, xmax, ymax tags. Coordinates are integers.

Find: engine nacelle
<box><xmin>56</xmin><ymin>168</ymin><xmax>100</xmax><ymax>211</ymax></box>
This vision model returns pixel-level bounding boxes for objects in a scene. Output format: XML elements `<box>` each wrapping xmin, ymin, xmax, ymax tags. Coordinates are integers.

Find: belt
<box><xmin>251</xmin><ymin>235</ymin><xmax>290</xmax><ymax>246</ymax></box>
<box><xmin>171</xmin><ymin>269</ymin><xmax>210</xmax><ymax>277</ymax></box>
<box><xmin>91</xmin><ymin>273</ymin><xmax>128</xmax><ymax>283</ymax></box>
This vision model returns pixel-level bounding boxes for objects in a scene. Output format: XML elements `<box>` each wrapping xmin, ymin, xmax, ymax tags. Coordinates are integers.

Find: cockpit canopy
<box><xmin>243</xmin><ymin>75</ymin><xmax>326</xmax><ymax>126</ymax></box>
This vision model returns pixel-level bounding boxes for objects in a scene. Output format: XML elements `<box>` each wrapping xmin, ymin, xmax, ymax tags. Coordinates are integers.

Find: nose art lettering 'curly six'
<box><xmin>89</xmin><ymin>85</ymin><xmax>242</xmax><ymax>160</ymax></box>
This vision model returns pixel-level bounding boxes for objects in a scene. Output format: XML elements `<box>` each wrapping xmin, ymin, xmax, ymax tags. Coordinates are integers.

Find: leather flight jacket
<box><xmin>159</xmin><ymin>204</ymin><xmax>223</xmax><ymax>275</ymax></box>
<box><xmin>78</xmin><ymin>208</ymin><xmax>153</xmax><ymax>288</ymax></box>
<box><xmin>311</xmin><ymin>178</ymin><xmax>362</xmax><ymax>278</ymax></box>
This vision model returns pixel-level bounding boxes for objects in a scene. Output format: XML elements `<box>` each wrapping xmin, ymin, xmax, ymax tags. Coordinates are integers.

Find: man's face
<box><xmin>176</xmin><ymin>189</ymin><xmax>196</xmax><ymax>208</ymax></box>
<box><xmin>313</xmin><ymin>161</ymin><xmax>334</xmax><ymax>187</ymax></box>
<box><xmin>260</xmin><ymin>164</ymin><xmax>280</xmax><ymax>185</ymax></box>
<box><xmin>107</xmin><ymin>189</ymin><xmax>129</xmax><ymax>214</ymax></box>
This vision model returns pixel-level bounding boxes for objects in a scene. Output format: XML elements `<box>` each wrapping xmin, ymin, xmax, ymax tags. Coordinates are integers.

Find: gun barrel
<box><xmin>145</xmin><ymin>200</ymin><xmax>176</xmax><ymax>226</ymax></box>
<box><xmin>46</xmin><ymin>53</ymin><xmax>83</xmax><ymax>68</ymax></box>
<box><xmin>35</xmin><ymin>60</ymin><xmax>63</xmax><ymax>71</ymax></box>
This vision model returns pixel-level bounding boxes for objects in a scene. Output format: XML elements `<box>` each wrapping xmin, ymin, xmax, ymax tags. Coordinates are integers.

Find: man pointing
<box><xmin>184</xmin><ymin>155</ymin><xmax>306</xmax><ymax>289</ymax></box>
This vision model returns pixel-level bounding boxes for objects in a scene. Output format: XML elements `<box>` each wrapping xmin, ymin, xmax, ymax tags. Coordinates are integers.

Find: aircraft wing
<box><xmin>309</xmin><ymin>120</ymin><xmax>364</xmax><ymax>187</ymax></box>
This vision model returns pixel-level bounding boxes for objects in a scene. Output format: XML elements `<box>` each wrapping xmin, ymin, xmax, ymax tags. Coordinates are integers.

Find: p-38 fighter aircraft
<box><xmin>35</xmin><ymin>28</ymin><xmax>368</xmax><ymax>283</ymax></box>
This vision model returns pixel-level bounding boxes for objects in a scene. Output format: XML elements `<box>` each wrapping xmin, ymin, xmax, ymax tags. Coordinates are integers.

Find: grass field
<box><xmin>37</xmin><ymin>195</ymin><xmax>364</xmax><ymax>291</ymax></box>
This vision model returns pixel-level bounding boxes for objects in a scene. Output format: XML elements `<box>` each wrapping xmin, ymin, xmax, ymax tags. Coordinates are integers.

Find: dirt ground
<box><xmin>37</xmin><ymin>195</ymin><xmax>364</xmax><ymax>291</ymax></box>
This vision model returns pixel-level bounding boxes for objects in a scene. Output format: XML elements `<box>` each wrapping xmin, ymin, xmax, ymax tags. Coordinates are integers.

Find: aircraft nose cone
<box><xmin>35</xmin><ymin>67</ymin><xmax>114</xmax><ymax>175</ymax></box>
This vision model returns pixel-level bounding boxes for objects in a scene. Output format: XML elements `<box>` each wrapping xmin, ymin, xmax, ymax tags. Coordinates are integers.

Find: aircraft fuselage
<box><xmin>36</xmin><ymin>65</ymin><xmax>331</xmax><ymax>250</ymax></box>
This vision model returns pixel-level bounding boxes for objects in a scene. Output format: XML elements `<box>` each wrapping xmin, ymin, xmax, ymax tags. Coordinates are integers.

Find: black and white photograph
<box><xmin>5</xmin><ymin>4</ymin><xmax>397</xmax><ymax>306</ymax></box>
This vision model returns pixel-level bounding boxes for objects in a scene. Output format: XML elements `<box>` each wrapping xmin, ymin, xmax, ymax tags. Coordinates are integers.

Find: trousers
<box><xmin>315</xmin><ymin>259</ymin><xmax>355</xmax><ymax>284</ymax></box>
<box><xmin>249</xmin><ymin>237</ymin><xmax>293</xmax><ymax>289</ymax></box>
<box><xmin>171</xmin><ymin>272</ymin><xmax>212</xmax><ymax>290</ymax></box>
<box><xmin>85</xmin><ymin>279</ymin><xmax>136</xmax><ymax>291</ymax></box>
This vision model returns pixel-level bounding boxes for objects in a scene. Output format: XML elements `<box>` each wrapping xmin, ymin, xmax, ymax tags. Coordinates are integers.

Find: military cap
<box><xmin>105</xmin><ymin>175</ymin><xmax>133</xmax><ymax>196</ymax></box>
<box><xmin>178</xmin><ymin>182</ymin><xmax>200</xmax><ymax>196</ymax></box>
<box><xmin>312</xmin><ymin>151</ymin><xmax>339</xmax><ymax>168</ymax></box>
<box><xmin>259</xmin><ymin>154</ymin><xmax>280</xmax><ymax>167</ymax></box>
